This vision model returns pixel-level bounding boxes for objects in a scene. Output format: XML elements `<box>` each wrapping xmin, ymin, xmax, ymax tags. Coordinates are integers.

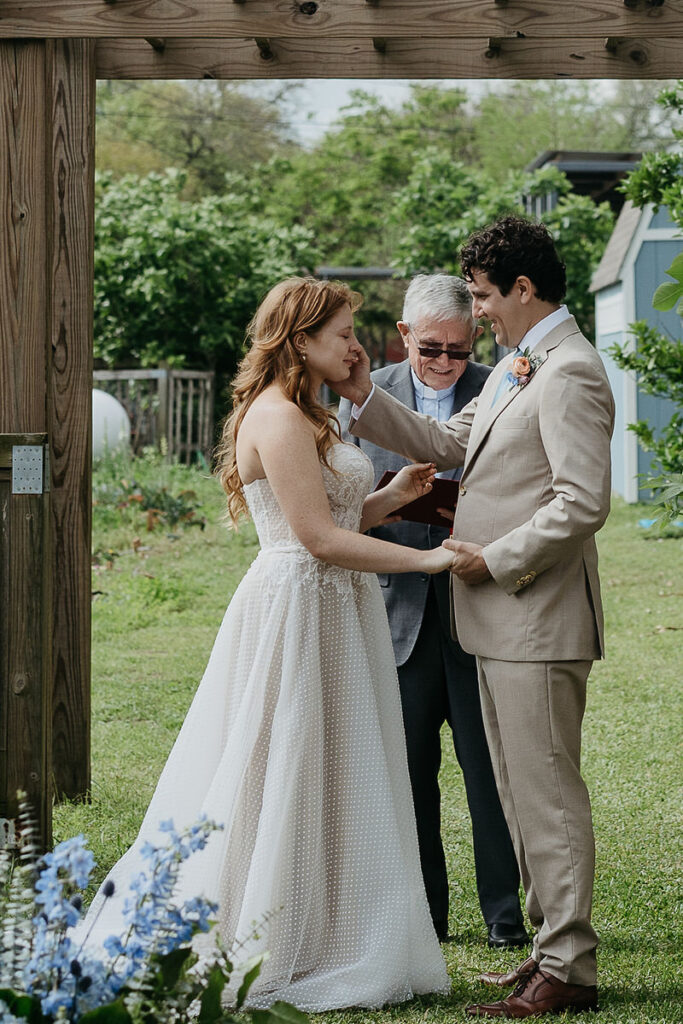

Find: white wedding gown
<box><xmin>83</xmin><ymin>443</ymin><xmax>449</xmax><ymax>1010</ymax></box>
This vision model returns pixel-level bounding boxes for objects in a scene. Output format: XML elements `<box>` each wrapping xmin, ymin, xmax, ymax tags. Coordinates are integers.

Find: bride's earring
<box><xmin>294</xmin><ymin>332</ymin><xmax>307</xmax><ymax>363</ymax></box>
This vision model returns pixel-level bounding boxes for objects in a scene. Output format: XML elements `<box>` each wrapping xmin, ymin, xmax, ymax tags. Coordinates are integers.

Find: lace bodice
<box><xmin>245</xmin><ymin>442</ymin><xmax>374</xmax><ymax>548</ymax></box>
<box><xmin>244</xmin><ymin>443</ymin><xmax>375</xmax><ymax>595</ymax></box>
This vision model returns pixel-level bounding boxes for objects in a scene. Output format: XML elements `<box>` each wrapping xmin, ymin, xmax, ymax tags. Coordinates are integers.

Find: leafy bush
<box><xmin>93</xmin><ymin>449</ymin><xmax>209</xmax><ymax>536</ymax></box>
<box><xmin>609</xmin><ymin>321</ymin><xmax>683</xmax><ymax>524</ymax></box>
<box><xmin>94</xmin><ymin>170</ymin><xmax>317</xmax><ymax>385</ymax></box>
<box><xmin>610</xmin><ymin>81</ymin><xmax>683</xmax><ymax>524</ymax></box>
<box><xmin>391</xmin><ymin>160</ymin><xmax>613</xmax><ymax>340</ymax></box>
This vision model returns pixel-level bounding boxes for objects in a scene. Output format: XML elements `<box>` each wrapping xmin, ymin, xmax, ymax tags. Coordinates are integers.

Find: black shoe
<box><xmin>487</xmin><ymin>922</ymin><xmax>529</xmax><ymax>948</ymax></box>
<box><xmin>434</xmin><ymin>920</ymin><xmax>450</xmax><ymax>942</ymax></box>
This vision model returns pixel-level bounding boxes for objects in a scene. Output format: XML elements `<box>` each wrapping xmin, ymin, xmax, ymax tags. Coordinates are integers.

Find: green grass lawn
<box><xmin>55</xmin><ymin>454</ymin><xmax>683</xmax><ymax>1022</ymax></box>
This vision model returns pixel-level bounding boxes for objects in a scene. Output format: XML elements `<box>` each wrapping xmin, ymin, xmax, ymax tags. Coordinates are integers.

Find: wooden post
<box><xmin>0</xmin><ymin>435</ymin><xmax>52</xmax><ymax>849</ymax></box>
<box><xmin>47</xmin><ymin>39</ymin><xmax>95</xmax><ymax>800</ymax></box>
<box><xmin>156</xmin><ymin>367</ymin><xmax>170</xmax><ymax>453</ymax></box>
<box><xmin>1</xmin><ymin>40</ymin><xmax>51</xmax><ymax>843</ymax></box>
<box><xmin>0</xmin><ymin>39</ymin><xmax>95</xmax><ymax>826</ymax></box>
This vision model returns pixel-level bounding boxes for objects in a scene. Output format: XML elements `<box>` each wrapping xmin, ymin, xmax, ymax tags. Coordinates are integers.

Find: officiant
<box><xmin>340</xmin><ymin>274</ymin><xmax>526</xmax><ymax>948</ymax></box>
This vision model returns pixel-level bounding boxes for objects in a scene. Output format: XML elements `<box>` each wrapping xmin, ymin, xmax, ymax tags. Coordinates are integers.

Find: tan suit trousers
<box><xmin>476</xmin><ymin>657</ymin><xmax>598</xmax><ymax>987</ymax></box>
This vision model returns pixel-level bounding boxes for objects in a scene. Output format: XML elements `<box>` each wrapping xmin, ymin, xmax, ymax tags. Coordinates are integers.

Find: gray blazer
<box><xmin>340</xmin><ymin>358</ymin><xmax>492</xmax><ymax>666</ymax></box>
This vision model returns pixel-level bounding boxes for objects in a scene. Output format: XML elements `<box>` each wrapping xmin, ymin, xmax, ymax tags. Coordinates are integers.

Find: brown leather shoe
<box><xmin>466</xmin><ymin>967</ymin><xmax>598</xmax><ymax>1017</ymax></box>
<box><xmin>477</xmin><ymin>955</ymin><xmax>538</xmax><ymax>988</ymax></box>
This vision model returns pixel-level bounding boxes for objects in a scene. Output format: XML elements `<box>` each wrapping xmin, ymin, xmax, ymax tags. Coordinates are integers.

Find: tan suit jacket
<box><xmin>351</xmin><ymin>317</ymin><xmax>615</xmax><ymax>663</ymax></box>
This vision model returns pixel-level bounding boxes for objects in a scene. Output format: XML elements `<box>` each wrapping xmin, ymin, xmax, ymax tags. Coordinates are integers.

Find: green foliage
<box><xmin>652</xmin><ymin>252</ymin><xmax>683</xmax><ymax>316</ymax></box>
<box><xmin>93</xmin><ymin>448</ymin><xmax>210</xmax><ymax>535</ymax></box>
<box><xmin>94</xmin><ymin>169</ymin><xmax>317</xmax><ymax>382</ymax></box>
<box><xmin>392</xmin><ymin>160</ymin><xmax>613</xmax><ymax>339</ymax></box>
<box><xmin>609</xmin><ymin>323</ymin><xmax>683</xmax><ymax>511</ymax></box>
<box><xmin>610</xmin><ymin>82</ymin><xmax>683</xmax><ymax>524</ymax></box>
<box><xmin>96</xmin><ymin>82</ymin><xmax>299</xmax><ymax>195</ymax></box>
<box><xmin>470</xmin><ymin>80</ymin><xmax>681</xmax><ymax>182</ymax></box>
<box><xmin>611</xmin><ymin>322</ymin><xmax>683</xmax><ymax>407</ymax></box>
<box><xmin>541</xmin><ymin>191</ymin><xmax>617</xmax><ymax>339</ymax></box>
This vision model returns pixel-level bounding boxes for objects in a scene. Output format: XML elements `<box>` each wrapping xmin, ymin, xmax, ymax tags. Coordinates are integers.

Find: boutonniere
<box><xmin>506</xmin><ymin>347</ymin><xmax>545</xmax><ymax>389</ymax></box>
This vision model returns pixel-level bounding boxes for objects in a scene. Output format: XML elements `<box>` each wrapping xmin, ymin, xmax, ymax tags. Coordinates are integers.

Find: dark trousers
<box><xmin>397</xmin><ymin>583</ymin><xmax>523</xmax><ymax>934</ymax></box>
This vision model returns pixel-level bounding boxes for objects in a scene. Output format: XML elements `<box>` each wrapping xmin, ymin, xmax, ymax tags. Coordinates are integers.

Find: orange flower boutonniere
<box><xmin>506</xmin><ymin>347</ymin><xmax>545</xmax><ymax>390</ymax></box>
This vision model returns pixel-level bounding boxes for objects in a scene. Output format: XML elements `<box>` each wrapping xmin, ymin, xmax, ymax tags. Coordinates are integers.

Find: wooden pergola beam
<box><xmin>1</xmin><ymin>0</ymin><xmax>682</xmax><ymax>40</ymax></box>
<box><xmin>95</xmin><ymin>35</ymin><xmax>683</xmax><ymax>80</ymax></box>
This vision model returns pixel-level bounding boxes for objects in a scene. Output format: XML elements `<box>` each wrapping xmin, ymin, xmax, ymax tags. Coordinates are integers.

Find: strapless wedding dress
<box><xmin>83</xmin><ymin>443</ymin><xmax>449</xmax><ymax>1010</ymax></box>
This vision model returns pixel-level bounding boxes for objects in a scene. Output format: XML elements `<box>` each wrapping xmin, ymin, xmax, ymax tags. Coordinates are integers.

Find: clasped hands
<box><xmin>442</xmin><ymin>538</ymin><xmax>492</xmax><ymax>585</ymax></box>
<box><xmin>383</xmin><ymin>469</ymin><xmax>491</xmax><ymax>584</ymax></box>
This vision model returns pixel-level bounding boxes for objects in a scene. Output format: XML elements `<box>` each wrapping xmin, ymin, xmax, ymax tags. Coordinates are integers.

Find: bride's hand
<box><xmin>422</xmin><ymin>546</ymin><xmax>456</xmax><ymax>575</ymax></box>
<box><xmin>388</xmin><ymin>462</ymin><xmax>436</xmax><ymax>507</ymax></box>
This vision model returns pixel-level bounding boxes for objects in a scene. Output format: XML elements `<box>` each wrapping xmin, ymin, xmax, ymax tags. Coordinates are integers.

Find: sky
<box><xmin>273</xmin><ymin>78</ymin><xmax>491</xmax><ymax>144</ymax></box>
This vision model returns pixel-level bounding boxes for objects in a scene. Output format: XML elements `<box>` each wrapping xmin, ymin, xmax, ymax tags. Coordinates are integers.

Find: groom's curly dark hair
<box><xmin>460</xmin><ymin>215</ymin><xmax>566</xmax><ymax>303</ymax></box>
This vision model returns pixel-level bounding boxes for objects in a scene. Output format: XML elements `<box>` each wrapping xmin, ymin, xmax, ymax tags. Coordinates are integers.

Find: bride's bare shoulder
<box><xmin>243</xmin><ymin>387</ymin><xmax>310</xmax><ymax>434</ymax></box>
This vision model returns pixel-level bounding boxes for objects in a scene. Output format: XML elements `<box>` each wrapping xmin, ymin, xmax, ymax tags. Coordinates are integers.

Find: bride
<box><xmin>83</xmin><ymin>277</ymin><xmax>453</xmax><ymax>1010</ymax></box>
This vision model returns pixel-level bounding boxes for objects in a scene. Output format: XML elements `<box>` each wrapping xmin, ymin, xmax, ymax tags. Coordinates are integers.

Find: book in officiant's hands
<box><xmin>374</xmin><ymin>470</ymin><xmax>459</xmax><ymax>529</ymax></box>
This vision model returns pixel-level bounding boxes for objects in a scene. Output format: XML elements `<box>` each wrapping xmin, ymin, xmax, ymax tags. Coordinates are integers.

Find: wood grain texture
<box><xmin>0</xmin><ymin>42</ymin><xmax>47</xmax><ymax>433</ymax></box>
<box><xmin>46</xmin><ymin>39</ymin><xmax>95</xmax><ymax>800</ymax></box>
<box><xmin>1</xmin><ymin>0</ymin><xmax>682</xmax><ymax>39</ymax></box>
<box><xmin>95</xmin><ymin>35</ymin><xmax>683</xmax><ymax>79</ymax></box>
<box><xmin>0</xmin><ymin>437</ymin><xmax>52</xmax><ymax>849</ymax></box>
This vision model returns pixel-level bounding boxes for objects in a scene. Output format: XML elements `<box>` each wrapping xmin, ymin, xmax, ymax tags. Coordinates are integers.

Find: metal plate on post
<box><xmin>12</xmin><ymin>445</ymin><xmax>44</xmax><ymax>494</ymax></box>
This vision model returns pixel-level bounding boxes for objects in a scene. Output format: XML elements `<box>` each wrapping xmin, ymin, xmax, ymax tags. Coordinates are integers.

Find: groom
<box><xmin>333</xmin><ymin>216</ymin><xmax>614</xmax><ymax>1017</ymax></box>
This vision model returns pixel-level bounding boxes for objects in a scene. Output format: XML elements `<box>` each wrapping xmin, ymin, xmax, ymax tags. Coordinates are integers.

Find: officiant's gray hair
<box><xmin>402</xmin><ymin>274</ymin><xmax>475</xmax><ymax>328</ymax></box>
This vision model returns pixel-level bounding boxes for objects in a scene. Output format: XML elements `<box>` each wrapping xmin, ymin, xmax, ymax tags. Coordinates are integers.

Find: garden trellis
<box><xmin>1</xmin><ymin>0</ymin><xmax>683</xmax><ymax>847</ymax></box>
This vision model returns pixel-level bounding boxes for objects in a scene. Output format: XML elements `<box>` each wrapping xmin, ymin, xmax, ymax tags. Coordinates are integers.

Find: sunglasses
<box><xmin>406</xmin><ymin>324</ymin><xmax>473</xmax><ymax>361</ymax></box>
<box><xmin>416</xmin><ymin>345</ymin><xmax>473</xmax><ymax>361</ymax></box>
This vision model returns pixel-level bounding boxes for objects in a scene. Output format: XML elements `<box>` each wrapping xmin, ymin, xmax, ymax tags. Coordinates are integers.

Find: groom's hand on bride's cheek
<box><xmin>442</xmin><ymin>538</ymin><xmax>492</xmax><ymax>585</ymax></box>
<box><xmin>326</xmin><ymin>344</ymin><xmax>372</xmax><ymax>406</ymax></box>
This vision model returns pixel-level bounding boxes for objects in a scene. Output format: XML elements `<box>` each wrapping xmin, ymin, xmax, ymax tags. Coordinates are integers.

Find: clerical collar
<box><xmin>410</xmin><ymin>368</ymin><xmax>458</xmax><ymax>402</ymax></box>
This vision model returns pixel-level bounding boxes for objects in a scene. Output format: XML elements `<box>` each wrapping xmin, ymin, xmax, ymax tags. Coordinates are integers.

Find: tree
<box><xmin>237</xmin><ymin>86</ymin><xmax>475</xmax><ymax>353</ymax></box>
<box><xmin>609</xmin><ymin>82</ymin><xmax>683</xmax><ymax>524</ymax></box>
<box><xmin>94</xmin><ymin>170</ymin><xmax>317</xmax><ymax>385</ymax></box>
<box><xmin>96</xmin><ymin>82</ymin><xmax>299</xmax><ymax>195</ymax></box>
<box><xmin>391</xmin><ymin>159</ymin><xmax>614</xmax><ymax>340</ymax></box>
<box><xmin>471</xmin><ymin>80</ymin><xmax>683</xmax><ymax>182</ymax></box>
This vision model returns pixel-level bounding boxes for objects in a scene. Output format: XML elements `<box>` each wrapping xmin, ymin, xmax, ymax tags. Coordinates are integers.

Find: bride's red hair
<box><xmin>215</xmin><ymin>277</ymin><xmax>362</xmax><ymax>525</ymax></box>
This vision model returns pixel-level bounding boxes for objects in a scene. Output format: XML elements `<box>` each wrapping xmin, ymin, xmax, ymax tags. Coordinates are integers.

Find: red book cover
<box><xmin>375</xmin><ymin>470</ymin><xmax>459</xmax><ymax>529</ymax></box>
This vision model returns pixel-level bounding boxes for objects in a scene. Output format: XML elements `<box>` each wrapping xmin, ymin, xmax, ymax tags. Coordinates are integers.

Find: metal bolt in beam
<box><xmin>373</xmin><ymin>38</ymin><xmax>387</xmax><ymax>54</ymax></box>
<box><xmin>485</xmin><ymin>38</ymin><xmax>502</xmax><ymax>59</ymax></box>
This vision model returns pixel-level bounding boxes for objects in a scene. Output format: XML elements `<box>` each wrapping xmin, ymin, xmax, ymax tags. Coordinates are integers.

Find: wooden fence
<box><xmin>93</xmin><ymin>368</ymin><xmax>215</xmax><ymax>463</ymax></box>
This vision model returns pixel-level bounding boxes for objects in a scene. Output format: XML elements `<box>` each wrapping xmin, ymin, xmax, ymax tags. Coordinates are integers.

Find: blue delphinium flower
<box><xmin>6</xmin><ymin>815</ymin><xmax>227</xmax><ymax>1022</ymax></box>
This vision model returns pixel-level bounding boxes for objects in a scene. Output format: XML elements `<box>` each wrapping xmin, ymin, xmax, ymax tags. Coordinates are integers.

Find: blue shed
<box><xmin>590</xmin><ymin>202</ymin><xmax>682</xmax><ymax>503</ymax></box>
